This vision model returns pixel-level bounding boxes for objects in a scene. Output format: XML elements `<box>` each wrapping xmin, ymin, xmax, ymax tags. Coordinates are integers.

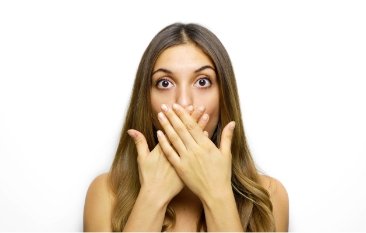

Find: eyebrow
<box><xmin>152</xmin><ymin>65</ymin><xmax>216</xmax><ymax>75</ymax></box>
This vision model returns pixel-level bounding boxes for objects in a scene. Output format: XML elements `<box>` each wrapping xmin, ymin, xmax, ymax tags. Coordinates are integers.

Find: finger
<box><xmin>185</xmin><ymin>105</ymin><xmax>194</xmax><ymax>115</ymax></box>
<box><xmin>161</xmin><ymin>104</ymin><xmax>201</xmax><ymax>151</ymax></box>
<box><xmin>197</xmin><ymin>113</ymin><xmax>209</xmax><ymax>131</ymax></box>
<box><xmin>158</xmin><ymin>111</ymin><xmax>188</xmax><ymax>154</ymax></box>
<box><xmin>219</xmin><ymin>121</ymin><xmax>236</xmax><ymax>156</ymax></box>
<box><xmin>203</xmin><ymin>130</ymin><xmax>209</xmax><ymax>137</ymax></box>
<box><xmin>170</xmin><ymin>103</ymin><xmax>209</xmax><ymax>145</ymax></box>
<box><xmin>157</xmin><ymin>130</ymin><xmax>181</xmax><ymax>167</ymax></box>
<box><xmin>190</xmin><ymin>105</ymin><xmax>205</xmax><ymax>123</ymax></box>
<box><xmin>186</xmin><ymin>105</ymin><xmax>208</xmax><ymax>131</ymax></box>
<box><xmin>127</xmin><ymin>129</ymin><xmax>149</xmax><ymax>158</ymax></box>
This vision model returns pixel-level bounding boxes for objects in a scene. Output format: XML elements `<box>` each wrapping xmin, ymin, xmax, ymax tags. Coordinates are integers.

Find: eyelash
<box><xmin>155</xmin><ymin>77</ymin><xmax>212</xmax><ymax>89</ymax></box>
<box><xmin>156</xmin><ymin>79</ymin><xmax>170</xmax><ymax>88</ymax></box>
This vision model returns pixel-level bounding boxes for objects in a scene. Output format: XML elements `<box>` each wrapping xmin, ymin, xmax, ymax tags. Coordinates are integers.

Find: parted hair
<box><xmin>109</xmin><ymin>22</ymin><xmax>275</xmax><ymax>231</ymax></box>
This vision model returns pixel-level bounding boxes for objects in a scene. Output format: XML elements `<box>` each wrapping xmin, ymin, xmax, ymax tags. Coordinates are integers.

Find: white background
<box><xmin>1</xmin><ymin>0</ymin><xmax>365</xmax><ymax>231</ymax></box>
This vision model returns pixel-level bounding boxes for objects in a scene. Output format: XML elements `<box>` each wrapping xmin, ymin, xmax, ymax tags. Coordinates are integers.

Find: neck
<box><xmin>168</xmin><ymin>186</ymin><xmax>204</xmax><ymax>230</ymax></box>
<box><xmin>170</xmin><ymin>186</ymin><xmax>203</xmax><ymax>212</ymax></box>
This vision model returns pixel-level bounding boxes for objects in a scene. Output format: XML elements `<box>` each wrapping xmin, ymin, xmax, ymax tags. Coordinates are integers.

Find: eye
<box><xmin>156</xmin><ymin>78</ymin><xmax>174</xmax><ymax>89</ymax></box>
<box><xmin>194</xmin><ymin>77</ymin><xmax>212</xmax><ymax>88</ymax></box>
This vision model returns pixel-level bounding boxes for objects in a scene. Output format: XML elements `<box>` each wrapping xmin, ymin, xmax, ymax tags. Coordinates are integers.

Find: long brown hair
<box><xmin>109</xmin><ymin>23</ymin><xmax>275</xmax><ymax>231</ymax></box>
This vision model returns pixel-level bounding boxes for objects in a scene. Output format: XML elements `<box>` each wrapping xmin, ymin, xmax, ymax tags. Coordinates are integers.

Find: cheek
<box><xmin>205</xmin><ymin>105</ymin><xmax>220</xmax><ymax>129</ymax></box>
<box><xmin>203</xmin><ymin>104</ymin><xmax>219</xmax><ymax>121</ymax></box>
<box><xmin>195</xmin><ymin>93</ymin><xmax>220</xmax><ymax>135</ymax></box>
<box><xmin>150</xmin><ymin>91</ymin><xmax>172</xmax><ymax>130</ymax></box>
<box><xmin>151</xmin><ymin>91</ymin><xmax>170</xmax><ymax>114</ymax></box>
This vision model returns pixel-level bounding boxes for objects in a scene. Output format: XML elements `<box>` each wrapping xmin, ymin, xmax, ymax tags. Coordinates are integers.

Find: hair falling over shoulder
<box><xmin>109</xmin><ymin>23</ymin><xmax>275</xmax><ymax>231</ymax></box>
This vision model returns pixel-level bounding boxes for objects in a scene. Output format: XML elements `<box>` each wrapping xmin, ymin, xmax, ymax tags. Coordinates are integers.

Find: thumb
<box><xmin>127</xmin><ymin>129</ymin><xmax>150</xmax><ymax>157</ymax></box>
<box><xmin>219</xmin><ymin>121</ymin><xmax>235</xmax><ymax>156</ymax></box>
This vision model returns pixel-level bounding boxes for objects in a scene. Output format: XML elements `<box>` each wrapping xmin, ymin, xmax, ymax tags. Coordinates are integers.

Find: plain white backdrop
<box><xmin>1</xmin><ymin>0</ymin><xmax>365</xmax><ymax>231</ymax></box>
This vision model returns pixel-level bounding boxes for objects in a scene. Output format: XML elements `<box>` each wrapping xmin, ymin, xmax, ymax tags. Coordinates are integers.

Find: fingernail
<box><xmin>161</xmin><ymin>104</ymin><xmax>168</xmax><ymax>112</ymax></box>
<box><xmin>172</xmin><ymin>103</ymin><xmax>179</xmax><ymax>110</ymax></box>
<box><xmin>187</xmin><ymin>105</ymin><xmax>194</xmax><ymax>112</ymax></box>
<box><xmin>157</xmin><ymin>130</ymin><xmax>163</xmax><ymax>137</ymax></box>
<box><xmin>127</xmin><ymin>130</ymin><xmax>136</xmax><ymax>138</ymax></box>
<box><xmin>202</xmin><ymin>114</ymin><xmax>209</xmax><ymax>121</ymax></box>
<box><xmin>230</xmin><ymin>121</ymin><xmax>236</xmax><ymax>130</ymax></box>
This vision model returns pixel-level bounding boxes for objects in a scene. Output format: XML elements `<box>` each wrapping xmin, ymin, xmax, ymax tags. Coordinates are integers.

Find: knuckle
<box><xmin>134</xmin><ymin>136</ymin><xmax>144</xmax><ymax>145</ymax></box>
<box><xmin>175</xmin><ymin>123</ymin><xmax>186</xmax><ymax>133</ymax></box>
<box><xmin>169</xmin><ymin>133</ymin><xmax>180</xmax><ymax>143</ymax></box>
<box><xmin>222</xmin><ymin>133</ymin><xmax>228</xmax><ymax>140</ymax></box>
<box><xmin>186</xmin><ymin>121</ymin><xmax>196</xmax><ymax>131</ymax></box>
<box><xmin>190</xmin><ymin>145</ymin><xmax>201</xmax><ymax>154</ymax></box>
<box><xmin>167</xmin><ymin>148</ymin><xmax>176</xmax><ymax>157</ymax></box>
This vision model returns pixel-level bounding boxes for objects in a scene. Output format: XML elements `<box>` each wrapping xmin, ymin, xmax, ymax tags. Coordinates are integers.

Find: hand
<box><xmin>156</xmin><ymin>103</ymin><xmax>236</xmax><ymax>202</ymax></box>
<box><xmin>127</xmin><ymin>105</ymin><xmax>210</xmax><ymax>203</ymax></box>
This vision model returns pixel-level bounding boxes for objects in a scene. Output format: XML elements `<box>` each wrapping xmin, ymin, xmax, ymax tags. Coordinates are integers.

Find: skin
<box><xmin>123</xmin><ymin>44</ymin><xmax>242</xmax><ymax>231</ymax></box>
<box><xmin>126</xmin><ymin>106</ymin><xmax>218</xmax><ymax>231</ymax></box>
<box><xmin>83</xmin><ymin>43</ymin><xmax>289</xmax><ymax>232</ymax></box>
<box><xmin>156</xmin><ymin>103</ymin><xmax>241</xmax><ymax>231</ymax></box>
<box><xmin>150</xmin><ymin>43</ymin><xmax>220</xmax><ymax>139</ymax></box>
<box><xmin>83</xmin><ymin>106</ymin><xmax>209</xmax><ymax>231</ymax></box>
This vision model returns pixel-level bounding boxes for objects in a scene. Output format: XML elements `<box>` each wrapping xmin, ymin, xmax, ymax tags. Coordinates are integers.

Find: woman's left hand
<box><xmin>156</xmin><ymin>103</ymin><xmax>236</xmax><ymax>202</ymax></box>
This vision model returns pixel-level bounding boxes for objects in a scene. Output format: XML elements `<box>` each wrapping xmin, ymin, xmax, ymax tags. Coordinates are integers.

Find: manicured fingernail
<box><xmin>158</xmin><ymin>112</ymin><xmax>165</xmax><ymax>121</ymax></box>
<box><xmin>161</xmin><ymin>104</ymin><xmax>168</xmax><ymax>112</ymax></box>
<box><xmin>230</xmin><ymin>121</ymin><xmax>236</xmax><ymax>130</ymax></box>
<box><xmin>202</xmin><ymin>114</ymin><xmax>209</xmax><ymax>121</ymax></box>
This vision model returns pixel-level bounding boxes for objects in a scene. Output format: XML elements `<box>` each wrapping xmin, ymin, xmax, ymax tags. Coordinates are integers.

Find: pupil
<box><xmin>162</xmin><ymin>80</ymin><xmax>169</xmax><ymax>87</ymax></box>
<box><xmin>199</xmin><ymin>80</ymin><xmax>206</xmax><ymax>86</ymax></box>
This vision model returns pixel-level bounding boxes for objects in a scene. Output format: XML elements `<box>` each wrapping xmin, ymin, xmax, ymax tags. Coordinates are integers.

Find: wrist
<box><xmin>201</xmin><ymin>185</ymin><xmax>235</xmax><ymax>209</ymax></box>
<box><xmin>200</xmin><ymin>186</ymin><xmax>243</xmax><ymax>232</ymax></box>
<box><xmin>124</xmin><ymin>186</ymin><xmax>170</xmax><ymax>231</ymax></box>
<box><xmin>139</xmin><ymin>186</ymin><xmax>171</xmax><ymax>208</ymax></box>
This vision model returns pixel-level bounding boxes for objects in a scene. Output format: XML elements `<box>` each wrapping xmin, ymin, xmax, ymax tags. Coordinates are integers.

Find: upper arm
<box><xmin>83</xmin><ymin>173</ymin><xmax>114</xmax><ymax>232</ymax></box>
<box><xmin>260</xmin><ymin>175</ymin><xmax>289</xmax><ymax>232</ymax></box>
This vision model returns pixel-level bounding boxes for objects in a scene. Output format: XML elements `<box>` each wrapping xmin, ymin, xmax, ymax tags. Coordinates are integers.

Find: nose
<box><xmin>176</xmin><ymin>86</ymin><xmax>192</xmax><ymax>108</ymax></box>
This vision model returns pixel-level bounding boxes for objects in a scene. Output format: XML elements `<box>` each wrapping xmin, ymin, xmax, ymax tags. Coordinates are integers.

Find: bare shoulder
<box><xmin>83</xmin><ymin>172</ymin><xmax>114</xmax><ymax>231</ymax></box>
<box><xmin>258</xmin><ymin>175</ymin><xmax>289</xmax><ymax>231</ymax></box>
<box><xmin>258</xmin><ymin>175</ymin><xmax>288</xmax><ymax>200</ymax></box>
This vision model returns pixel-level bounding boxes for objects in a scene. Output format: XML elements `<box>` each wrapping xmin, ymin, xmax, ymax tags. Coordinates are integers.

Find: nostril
<box><xmin>176</xmin><ymin>90</ymin><xmax>193</xmax><ymax>108</ymax></box>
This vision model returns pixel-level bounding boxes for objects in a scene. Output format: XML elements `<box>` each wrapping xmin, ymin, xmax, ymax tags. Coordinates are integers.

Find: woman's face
<box><xmin>150</xmin><ymin>43</ymin><xmax>220</xmax><ymax>138</ymax></box>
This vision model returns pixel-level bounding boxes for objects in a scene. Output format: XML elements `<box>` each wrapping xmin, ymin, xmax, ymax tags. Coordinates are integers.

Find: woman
<box><xmin>83</xmin><ymin>23</ymin><xmax>289</xmax><ymax>231</ymax></box>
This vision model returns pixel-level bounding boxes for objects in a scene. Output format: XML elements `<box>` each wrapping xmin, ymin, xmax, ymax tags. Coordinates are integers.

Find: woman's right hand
<box><xmin>127</xmin><ymin>105</ymin><xmax>209</xmax><ymax>204</ymax></box>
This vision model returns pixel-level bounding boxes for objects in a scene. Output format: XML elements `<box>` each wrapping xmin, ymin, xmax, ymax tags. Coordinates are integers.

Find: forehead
<box><xmin>153</xmin><ymin>43</ymin><xmax>214</xmax><ymax>70</ymax></box>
